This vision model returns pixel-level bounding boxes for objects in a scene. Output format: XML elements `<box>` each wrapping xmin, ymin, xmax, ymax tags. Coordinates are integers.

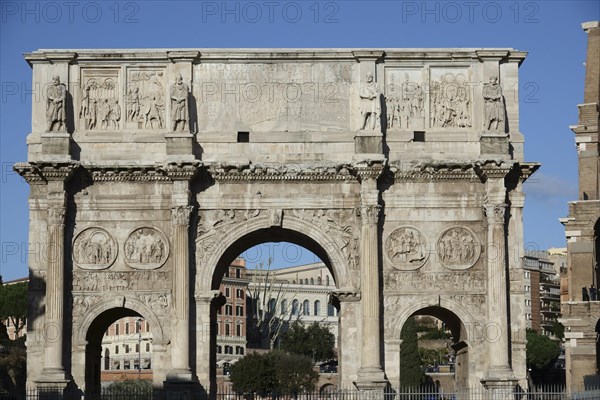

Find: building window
<box><xmin>314</xmin><ymin>300</ymin><xmax>320</xmax><ymax>316</ymax></box>
<box><xmin>115</xmin><ymin>346</ymin><xmax>119</xmax><ymax>354</ymax></box>
<box><xmin>217</xmin><ymin>346</ymin><xmax>222</xmax><ymax>354</ymax></box>
<box><xmin>146</xmin><ymin>343</ymin><xmax>150</xmax><ymax>352</ymax></box>
<box><xmin>136</xmin><ymin>344</ymin><xmax>140</xmax><ymax>353</ymax></box>
<box><xmin>225</xmin><ymin>323</ymin><xmax>230</xmax><ymax>336</ymax></box>
<box><xmin>237</xmin><ymin>288</ymin><xmax>244</xmax><ymax>299</ymax></box>
<box><xmin>225</xmin><ymin>288</ymin><xmax>230</xmax><ymax>297</ymax></box>
<box><xmin>236</xmin><ymin>305</ymin><xmax>244</xmax><ymax>316</ymax></box>
<box><xmin>328</xmin><ymin>304</ymin><xmax>335</xmax><ymax>317</ymax></box>
<box><xmin>292</xmin><ymin>300</ymin><xmax>299</xmax><ymax>316</ymax></box>
<box><xmin>281</xmin><ymin>300</ymin><xmax>288</xmax><ymax>314</ymax></box>
<box><xmin>236</xmin><ymin>269</ymin><xmax>241</xmax><ymax>278</ymax></box>
<box><xmin>303</xmin><ymin>300</ymin><xmax>310</xmax><ymax>315</ymax></box>
<box><xmin>236</xmin><ymin>346</ymin><xmax>244</xmax><ymax>355</ymax></box>
<box><xmin>310</xmin><ymin>278</ymin><xmax>314</xmax><ymax>285</ymax></box>
<box><xmin>317</xmin><ymin>276</ymin><xmax>322</xmax><ymax>285</ymax></box>
<box><xmin>125</xmin><ymin>345</ymin><xmax>129</xmax><ymax>354</ymax></box>
<box><xmin>236</xmin><ymin>324</ymin><xmax>242</xmax><ymax>337</ymax></box>
<box><xmin>268</xmin><ymin>299</ymin><xmax>276</xmax><ymax>314</ymax></box>
<box><xmin>125</xmin><ymin>323</ymin><xmax>129</xmax><ymax>335</ymax></box>
<box><xmin>326</xmin><ymin>276</ymin><xmax>330</xmax><ymax>286</ymax></box>
<box><xmin>225</xmin><ymin>305</ymin><xmax>232</xmax><ymax>315</ymax></box>
<box><xmin>115</xmin><ymin>324</ymin><xmax>119</xmax><ymax>336</ymax></box>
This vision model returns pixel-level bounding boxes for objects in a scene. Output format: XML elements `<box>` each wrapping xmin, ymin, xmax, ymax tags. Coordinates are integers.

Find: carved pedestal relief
<box><xmin>430</xmin><ymin>69</ymin><xmax>472</xmax><ymax>129</ymax></box>
<box><xmin>385</xmin><ymin>68</ymin><xmax>425</xmax><ymax>130</ymax></box>
<box><xmin>80</xmin><ymin>69</ymin><xmax>121</xmax><ymax>130</ymax></box>
<box><xmin>126</xmin><ymin>69</ymin><xmax>166</xmax><ymax>129</ymax></box>
<box><xmin>385</xmin><ymin>226</ymin><xmax>428</xmax><ymax>270</ymax></box>
<box><xmin>124</xmin><ymin>228</ymin><xmax>169</xmax><ymax>269</ymax></box>
<box><xmin>72</xmin><ymin>227</ymin><xmax>117</xmax><ymax>270</ymax></box>
<box><xmin>437</xmin><ymin>226</ymin><xmax>481</xmax><ymax>270</ymax></box>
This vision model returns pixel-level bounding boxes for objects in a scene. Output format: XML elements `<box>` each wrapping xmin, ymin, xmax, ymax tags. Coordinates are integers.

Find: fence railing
<box><xmin>2</xmin><ymin>386</ymin><xmax>600</xmax><ymax>400</ymax></box>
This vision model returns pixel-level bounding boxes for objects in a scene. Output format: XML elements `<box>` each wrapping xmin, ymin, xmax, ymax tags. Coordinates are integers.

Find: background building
<box><xmin>216</xmin><ymin>258</ymin><xmax>249</xmax><ymax>365</ymax></box>
<box><xmin>559</xmin><ymin>21</ymin><xmax>600</xmax><ymax>391</ymax></box>
<box><xmin>522</xmin><ymin>250</ymin><xmax>561</xmax><ymax>337</ymax></box>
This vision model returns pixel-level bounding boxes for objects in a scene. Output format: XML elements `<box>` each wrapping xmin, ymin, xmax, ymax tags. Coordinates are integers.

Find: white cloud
<box><xmin>523</xmin><ymin>172</ymin><xmax>578</xmax><ymax>200</ymax></box>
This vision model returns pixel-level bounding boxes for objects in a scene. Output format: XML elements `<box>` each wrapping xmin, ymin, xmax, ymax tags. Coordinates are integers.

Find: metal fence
<box><xmin>2</xmin><ymin>386</ymin><xmax>600</xmax><ymax>400</ymax></box>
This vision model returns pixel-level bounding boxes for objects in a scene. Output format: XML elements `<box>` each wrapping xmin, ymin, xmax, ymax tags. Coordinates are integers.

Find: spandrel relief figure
<box><xmin>359</xmin><ymin>72</ymin><xmax>381</xmax><ymax>131</ymax></box>
<box><xmin>430</xmin><ymin>72</ymin><xmax>471</xmax><ymax>128</ymax></box>
<box><xmin>127</xmin><ymin>70</ymin><xmax>166</xmax><ymax>129</ymax></box>
<box><xmin>46</xmin><ymin>75</ymin><xmax>67</xmax><ymax>132</ymax></box>
<box><xmin>437</xmin><ymin>227</ymin><xmax>481</xmax><ymax>270</ymax></box>
<box><xmin>72</xmin><ymin>228</ymin><xmax>117</xmax><ymax>270</ymax></box>
<box><xmin>126</xmin><ymin>87</ymin><xmax>140</xmax><ymax>122</ymax></box>
<box><xmin>385</xmin><ymin>93</ymin><xmax>400</xmax><ymax>129</ymax></box>
<box><xmin>124</xmin><ymin>228</ymin><xmax>169</xmax><ymax>270</ymax></box>
<box><xmin>483</xmin><ymin>75</ymin><xmax>504</xmax><ymax>131</ymax></box>
<box><xmin>385</xmin><ymin>227</ymin><xmax>428</xmax><ymax>270</ymax></box>
<box><xmin>79</xmin><ymin>77</ymin><xmax>119</xmax><ymax>130</ymax></box>
<box><xmin>170</xmin><ymin>73</ymin><xmax>189</xmax><ymax>132</ymax></box>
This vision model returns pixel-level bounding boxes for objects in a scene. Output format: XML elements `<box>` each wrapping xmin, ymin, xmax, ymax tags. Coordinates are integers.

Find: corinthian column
<box><xmin>169</xmin><ymin>205</ymin><xmax>194</xmax><ymax>381</ymax></box>
<box><xmin>356</xmin><ymin>181</ymin><xmax>387</xmax><ymax>391</ymax></box>
<box><xmin>482</xmin><ymin>201</ymin><xmax>516</xmax><ymax>393</ymax></box>
<box><xmin>40</xmin><ymin>205</ymin><xmax>68</xmax><ymax>384</ymax></box>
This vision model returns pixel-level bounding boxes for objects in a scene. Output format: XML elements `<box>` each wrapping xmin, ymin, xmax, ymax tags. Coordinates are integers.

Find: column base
<box><xmin>166</xmin><ymin>368</ymin><xmax>195</xmax><ymax>383</ymax></box>
<box><xmin>354</xmin><ymin>373</ymin><xmax>388</xmax><ymax>400</ymax></box>
<box><xmin>35</xmin><ymin>371</ymin><xmax>69</xmax><ymax>395</ymax></box>
<box><xmin>481</xmin><ymin>368</ymin><xmax>518</xmax><ymax>400</ymax></box>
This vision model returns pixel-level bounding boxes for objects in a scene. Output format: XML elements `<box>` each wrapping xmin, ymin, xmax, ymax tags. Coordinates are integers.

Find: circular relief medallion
<box><xmin>73</xmin><ymin>227</ymin><xmax>117</xmax><ymax>270</ymax></box>
<box><xmin>385</xmin><ymin>226</ymin><xmax>428</xmax><ymax>271</ymax></box>
<box><xmin>437</xmin><ymin>226</ymin><xmax>481</xmax><ymax>270</ymax></box>
<box><xmin>124</xmin><ymin>227</ymin><xmax>169</xmax><ymax>270</ymax></box>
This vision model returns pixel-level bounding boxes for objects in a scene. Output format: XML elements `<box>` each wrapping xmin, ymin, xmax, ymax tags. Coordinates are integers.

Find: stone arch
<box><xmin>390</xmin><ymin>295</ymin><xmax>475</xmax><ymax>342</ymax></box>
<box><xmin>390</xmin><ymin>295</ymin><xmax>478</xmax><ymax>389</ymax></box>
<box><xmin>75</xmin><ymin>297</ymin><xmax>165</xmax><ymax>346</ymax></box>
<box><xmin>196</xmin><ymin>214</ymin><xmax>353</xmax><ymax>294</ymax></box>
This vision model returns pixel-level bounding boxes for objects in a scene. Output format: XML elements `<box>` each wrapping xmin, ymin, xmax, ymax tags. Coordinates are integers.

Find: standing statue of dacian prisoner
<box><xmin>46</xmin><ymin>75</ymin><xmax>67</xmax><ymax>132</ymax></box>
<box><xmin>170</xmin><ymin>73</ymin><xmax>189</xmax><ymax>132</ymax></box>
<box><xmin>483</xmin><ymin>75</ymin><xmax>504</xmax><ymax>131</ymax></box>
<box><xmin>359</xmin><ymin>72</ymin><xmax>381</xmax><ymax>131</ymax></box>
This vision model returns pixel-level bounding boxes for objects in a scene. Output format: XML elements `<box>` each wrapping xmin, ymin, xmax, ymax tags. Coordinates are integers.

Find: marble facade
<box><xmin>16</xmin><ymin>48</ymin><xmax>537</xmax><ymax>398</ymax></box>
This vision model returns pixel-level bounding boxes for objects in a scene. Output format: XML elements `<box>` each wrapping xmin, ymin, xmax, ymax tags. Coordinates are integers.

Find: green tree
<box><xmin>230</xmin><ymin>350</ymin><xmax>318</xmax><ymax>395</ymax></box>
<box><xmin>105</xmin><ymin>379</ymin><xmax>152</xmax><ymax>399</ymax></box>
<box><xmin>526</xmin><ymin>329</ymin><xmax>560</xmax><ymax>371</ymax></box>
<box><xmin>280</xmin><ymin>322</ymin><xmax>335</xmax><ymax>362</ymax></box>
<box><xmin>400</xmin><ymin>317</ymin><xmax>425</xmax><ymax>387</ymax></box>
<box><xmin>0</xmin><ymin>282</ymin><xmax>28</xmax><ymax>339</ymax></box>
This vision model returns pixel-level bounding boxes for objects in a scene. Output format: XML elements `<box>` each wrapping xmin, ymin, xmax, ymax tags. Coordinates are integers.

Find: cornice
<box><xmin>206</xmin><ymin>161</ymin><xmax>358</xmax><ymax>182</ymax></box>
<box><xmin>82</xmin><ymin>161</ymin><xmax>200</xmax><ymax>182</ymax></box>
<box><xmin>13</xmin><ymin>162</ymin><xmax>79</xmax><ymax>184</ymax></box>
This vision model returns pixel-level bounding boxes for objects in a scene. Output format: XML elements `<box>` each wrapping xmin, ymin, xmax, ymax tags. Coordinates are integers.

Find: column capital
<box><xmin>47</xmin><ymin>206</ymin><xmax>66</xmax><ymax>226</ymax></box>
<box><xmin>360</xmin><ymin>205</ymin><xmax>380</xmax><ymax>225</ymax></box>
<box><xmin>195</xmin><ymin>290</ymin><xmax>221</xmax><ymax>304</ymax></box>
<box><xmin>484</xmin><ymin>203</ymin><xmax>507</xmax><ymax>225</ymax></box>
<box><xmin>171</xmin><ymin>205</ymin><xmax>194</xmax><ymax>226</ymax></box>
<box><xmin>330</xmin><ymin>289</ymin><xmax>361</xmax><ymax>303</ymax></box>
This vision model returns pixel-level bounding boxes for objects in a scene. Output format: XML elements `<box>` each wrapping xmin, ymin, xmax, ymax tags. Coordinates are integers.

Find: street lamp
<box><xmin>136</xmin><ymin>318</ymin><xmax>142</xmax><ymax>380</ymax></box>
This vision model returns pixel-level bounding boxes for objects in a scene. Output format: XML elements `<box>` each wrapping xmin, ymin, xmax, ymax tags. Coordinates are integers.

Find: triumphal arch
<box><xmin>16</xmin><ymin>48</ymin><xmax>538</xmax><ymax>398</ymax></box>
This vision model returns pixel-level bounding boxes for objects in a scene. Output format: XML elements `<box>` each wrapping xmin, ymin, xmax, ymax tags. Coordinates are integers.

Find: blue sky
<box><xmin>0</xmin><ymin>1</ymin><xmax>598</xmax><ymax>280</ymax></box>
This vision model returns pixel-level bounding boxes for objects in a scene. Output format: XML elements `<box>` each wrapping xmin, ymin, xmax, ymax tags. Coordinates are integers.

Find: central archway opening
<box><xmin>208</xmin><ymin>227</ymin><xmax>343</xmax><ymax>394</ymax></box>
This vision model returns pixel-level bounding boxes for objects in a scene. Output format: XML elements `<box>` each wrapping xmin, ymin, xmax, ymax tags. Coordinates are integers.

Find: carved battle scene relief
<box><xmin>383</xmin><ymin>270</ymin><xmax>485</xmax><ymax>292</ymax></box>
<box><xmin>124</xmin><ymin>228</ymin><xmax>169</xmax><ymax>269</ymax></box>
<box><xmin>430</xmin><ymin>68</ymin><xmax>472</xmax><ymax>129</ymax></box>
<box><xmin>72</xmin><ymin>227</ymin><xmax>117</xmax><ymax>270</ymax></box>
<box><xmin>437</xmin><ymin>226</ymin><xmax>481</xmax><ymax>270</ymax></box>
<box><xmin>125</xmin><ymin>69</ymin><xmax>166</xmax><ymax>129</ymax></box>
<box><xmin>385</xmin><ymin>68</ymin><xmax>425</xmax><ymax>130</ymax></box>
<box><xmin>385</xmin><ymin>226</ymin><xmax>428</xmax><ymax>270</ymax></box>
<box><xmin>79</xmin><ymin>69</ymin><xmax>121</xmax><ymax>131</ymax></box>
<box><xmin>73</xmin><ymin>270</ymin><xmax>172</xmax><ymax>292</ymax></box>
